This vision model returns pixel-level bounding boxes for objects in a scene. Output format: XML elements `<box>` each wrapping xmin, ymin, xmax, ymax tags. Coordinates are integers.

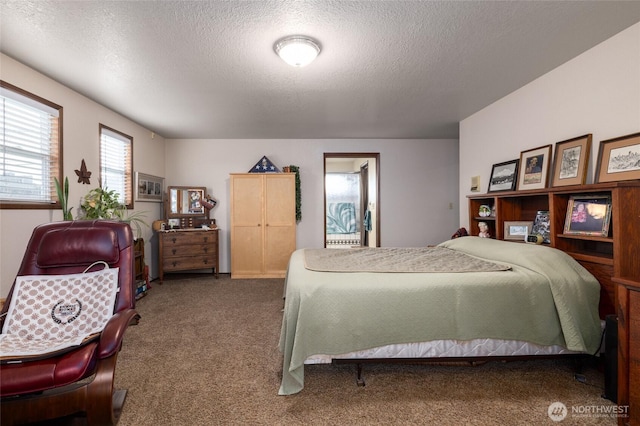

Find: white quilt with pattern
<box><xmin>0</xmin><ymin>266</ymin><xmax>119</xmax><ymax>359</ymax></box>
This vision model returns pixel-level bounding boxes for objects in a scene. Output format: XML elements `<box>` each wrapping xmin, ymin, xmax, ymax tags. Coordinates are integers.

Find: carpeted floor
<box><xmin>104</xmin><ymin>273</ymin><xmax>619</xmax><ymax>425</ymax></box>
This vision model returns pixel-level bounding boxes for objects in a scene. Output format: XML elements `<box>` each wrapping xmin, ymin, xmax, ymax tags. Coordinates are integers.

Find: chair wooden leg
<box><xmin>86</xmin><ymin>355</ymin><xmax>124</xmax><ymax>426</ymax></box>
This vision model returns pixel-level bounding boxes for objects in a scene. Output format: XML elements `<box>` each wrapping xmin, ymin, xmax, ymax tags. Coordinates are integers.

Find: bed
<box><xmin>278</xmin><ymin>237</ymin><xmax>602</xmax><ymax>395</ymax></box>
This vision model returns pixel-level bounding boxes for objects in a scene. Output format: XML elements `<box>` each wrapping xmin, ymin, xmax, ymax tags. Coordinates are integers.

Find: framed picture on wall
<box><xmin>552</xmin><ymin>134</ymin><xmax>592</xmax><ymax>187</ymax></box>
<box><xmin>595</xmin><ymin>132</ymin><xmax>640</xmax><ymax>183</ymax></box>
<box><xmin>135</xmin><ymin>172</ymin><xmax>164</xmax><ymax>202</ymax></box>
<box><xmin>488</xmin><ymin>159</ymin><xmax>519</xmax><ymax>192</ymax></box>
<box><xmin>517</xmin><ymin>145</ymin><xmax>552</xmax><ymax>190</ymax></box>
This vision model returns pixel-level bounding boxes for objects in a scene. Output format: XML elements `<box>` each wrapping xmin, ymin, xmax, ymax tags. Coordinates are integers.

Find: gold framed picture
<box><xmin>517</xmin><ymin>145</ymin><xmax>552</xmax><ymax>190</ymax></box>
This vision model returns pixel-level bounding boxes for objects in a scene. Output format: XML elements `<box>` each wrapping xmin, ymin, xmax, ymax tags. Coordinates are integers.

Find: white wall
<box><xmin>0</xmin><ymin>54</ymin><xmax>166</xmax><ymax>297</ymax></box>
<box><xmin>165</xmin><ymin>138</ymin><xmax>460</xmax><ymax>273</ymax></box>
<box><xmin>459</xmin><ymin>23</ymin><xmax>640</xmax><ymax>228</ymax></box>
<box><xmin>0</xmin><ymin>53</ymin><xmax>459</xmax><ymax>297</ymax></box>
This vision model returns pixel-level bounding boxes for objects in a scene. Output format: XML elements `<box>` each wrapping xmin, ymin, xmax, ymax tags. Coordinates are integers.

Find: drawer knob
<box><xmin>203</xmin><ymin>248</ymin><xmax>208</xmax><ymax>253</ymax></box>
<box><xmin>172</xmin><ymin>237</ymin><xmax>177</xmax><ymax>243</ymax></box>
<box><xmin>203</xmin><ymin>259</ymin><xmax>209</xmax><ymax>264</ymax></box>
<box><xmin>204</xmin><ymin>237</ymin><xmax>208</xmax><ymax>242</ymax></box>
<box><xmin>172</xmin><ymin>261</ymin><xmax>178</xmax><ymax>267</ymax></box>
<box><xmin>172</xmin><ymin>249</ymin><xmax>177</xmax><ymax>255</ymax></box>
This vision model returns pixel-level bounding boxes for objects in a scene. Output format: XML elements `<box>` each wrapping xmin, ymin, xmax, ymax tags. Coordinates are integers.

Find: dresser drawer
<box><xmin>162</xmin><ymin>243</ymin><xmax>216</xmax><ymax>258</ymax></box>
<box><xmin>163</xmin><ymin>255</ymin><xmax>216</xmax><ymax>272</ymax></box>
<box><xmin>162</xmin><ymin>231</ymin><xmax>217</xmax><ymax>246</ymax></box>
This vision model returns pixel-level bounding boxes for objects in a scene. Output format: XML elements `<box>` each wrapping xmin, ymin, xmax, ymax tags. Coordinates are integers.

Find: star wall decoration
<box><xmin>75</xmin><ymin>159</ymin><xmax>92</xmax><ymax>184</ymax></box>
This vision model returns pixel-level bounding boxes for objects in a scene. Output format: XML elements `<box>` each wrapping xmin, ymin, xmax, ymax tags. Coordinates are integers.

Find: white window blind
<box><xmin>100</xmin><ymin>125</ymin><xmax>132</xmax><ymax>206</ymax></box>
<box><xmin>0</xmin><ymin>83</ymin><xmax>61</xmax><ymax>204</ymax></box>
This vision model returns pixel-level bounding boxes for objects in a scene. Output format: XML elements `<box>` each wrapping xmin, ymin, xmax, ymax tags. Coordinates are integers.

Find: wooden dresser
<box><xmin>158</xmin><ymin>228</ymin><xmax>219</xmax><ymax>283</ymax></box>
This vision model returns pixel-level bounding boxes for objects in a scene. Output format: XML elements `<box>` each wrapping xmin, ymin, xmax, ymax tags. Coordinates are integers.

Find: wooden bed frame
<box><xmin>334</xmin><ymin>354</ymin><xmax>594</xmax><ymax>387</ymax></box>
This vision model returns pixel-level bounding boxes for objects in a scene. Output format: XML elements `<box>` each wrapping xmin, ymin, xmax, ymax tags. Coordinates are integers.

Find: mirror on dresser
<box><xmin>157</xmin><ymin>185</ymin><xmax>219</xmax><ymax>282</ymax></box>
<box><xmin>166</xmin><ymin>186</ymin><xmax>215</xmax><ymax>229</ymax></box>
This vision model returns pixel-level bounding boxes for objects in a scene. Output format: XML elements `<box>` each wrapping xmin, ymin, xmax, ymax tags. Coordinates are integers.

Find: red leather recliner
<box><xmin>0</xmin><ymin>220</ymin><xmax>140</xmax><ymax>425</ymax></box>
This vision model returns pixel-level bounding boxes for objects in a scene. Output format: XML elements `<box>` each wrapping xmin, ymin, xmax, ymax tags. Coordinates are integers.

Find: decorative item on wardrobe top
<box><xmin>249</xmin><ymin>156</ymin><xmax>280</xmax><ymax>173</ymax></box>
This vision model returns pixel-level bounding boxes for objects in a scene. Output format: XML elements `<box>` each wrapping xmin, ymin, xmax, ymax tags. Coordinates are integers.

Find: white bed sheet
<box><xmin>304</xmin><ymin>330</ymin><xmax>603</xmax><ymax>365</ymax></box>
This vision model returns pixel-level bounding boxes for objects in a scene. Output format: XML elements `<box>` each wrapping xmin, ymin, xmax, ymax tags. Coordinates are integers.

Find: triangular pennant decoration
<box><xmin>249</xmin><ymin>156</ymin><xmax>280</xmax><ymax>173</ymax></box>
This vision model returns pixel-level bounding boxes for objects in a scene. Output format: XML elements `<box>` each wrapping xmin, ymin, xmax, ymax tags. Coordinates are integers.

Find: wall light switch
<box><xmin>470</xmin><ymin>176</ymin><xmax>480</xmax><ymax>192</ymax></box>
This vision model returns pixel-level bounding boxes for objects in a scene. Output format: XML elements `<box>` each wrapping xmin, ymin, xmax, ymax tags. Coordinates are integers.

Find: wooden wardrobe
<box><xmin>230</xmin><ymin>173</ymin><xmax>296</xmax><ymax>278</ymax></box>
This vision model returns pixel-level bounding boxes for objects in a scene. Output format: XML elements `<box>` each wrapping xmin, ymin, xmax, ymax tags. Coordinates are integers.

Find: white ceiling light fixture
<box><xmin>274</xmin><ymin>36</ymin><xmax>321</xmax><ymax>67</ymax></box>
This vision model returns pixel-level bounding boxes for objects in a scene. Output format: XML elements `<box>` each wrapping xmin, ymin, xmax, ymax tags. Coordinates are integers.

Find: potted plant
<box><xmin>79</xmin><ymin>186</ymin><xmax>147</xmax><ymax>237</ymax></box>
<box><xmin>54</xmin><ymin>176</ymin><xmax>73</xmax><ymax>220</ymax></box>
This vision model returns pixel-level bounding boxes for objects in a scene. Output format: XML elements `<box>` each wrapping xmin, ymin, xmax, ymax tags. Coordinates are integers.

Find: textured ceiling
<box><xmin>1</xmin><ymin>1</ymin><xmax>640</xmax><ymax>139</ymax></box>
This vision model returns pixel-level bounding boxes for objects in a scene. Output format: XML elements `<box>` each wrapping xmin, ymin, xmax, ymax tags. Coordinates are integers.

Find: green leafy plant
<box><xmin>80</xmin><ymin>187</ymin><xmax>125</xmax><ymax>220</ymax></box>
<box><xmin>80</xmin><ymin>186</ymin><xmax>147</xmax><ymax>237</ymax></box>
<box><xmin>288</xmin><ymin>165</ymin><xmax>301</xmax><ymax>222</ymax></box>
<box><xmin>54</xmin><ymin>176</ymin><xmax>73</xmax><ymax>220</ymax></box>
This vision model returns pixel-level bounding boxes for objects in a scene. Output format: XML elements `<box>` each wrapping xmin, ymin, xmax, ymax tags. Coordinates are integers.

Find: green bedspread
<box><xmin>278</xmin><ymin>237</ymin><xmax>601</xmax><ymax>395</ymax></box>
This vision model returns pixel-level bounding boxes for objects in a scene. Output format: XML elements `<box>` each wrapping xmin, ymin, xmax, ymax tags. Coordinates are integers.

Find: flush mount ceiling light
<box><xmin>274</xmin><ymin>36</ymin><xmax>321</xmax><ymax>67</ymax></box>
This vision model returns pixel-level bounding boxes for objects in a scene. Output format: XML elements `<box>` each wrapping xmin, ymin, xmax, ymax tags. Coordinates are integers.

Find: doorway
<box><xmin>324</xmin><ymin>153</ymin><xmax>380</xmax><ymax>248</ymax></box>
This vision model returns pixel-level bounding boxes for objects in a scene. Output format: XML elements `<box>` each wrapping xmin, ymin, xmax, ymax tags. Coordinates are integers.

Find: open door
<box><xmin>324</xmin><ymin>153</ymin><xmax>379</xmax><ymax>248</ymax></box>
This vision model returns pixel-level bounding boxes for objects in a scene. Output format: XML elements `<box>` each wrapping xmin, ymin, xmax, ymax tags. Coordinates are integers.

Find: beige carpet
<box><xmin>107</xmin><ymin>274</ymin><xmax>616</xmax><ymax>425</ymax></box>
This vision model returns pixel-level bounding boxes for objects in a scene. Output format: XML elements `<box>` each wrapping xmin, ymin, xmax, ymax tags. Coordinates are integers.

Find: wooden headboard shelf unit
<box><xmin>468</xmin><ymin>181</ymin><xmax>640</xmax><ymax>320</ymax></box>
<box><xmin>470</xmin><ymin>180</ymin><xmax>640</xmax><ymax>424</ymax></box>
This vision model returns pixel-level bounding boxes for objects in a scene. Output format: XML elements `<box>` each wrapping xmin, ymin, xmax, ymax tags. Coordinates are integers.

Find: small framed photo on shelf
<box><xmin>563</xmin><ymin>194</ymin><xmax>612</xmax><ymax>237</ymax></box>
<box><xmin>595</xmin><ymin>132</ymin><xmax>640</xmax><ymax>183</ymax></box>
<box><xmin>488</xmin><ymin>159</ymin><xmax>519</xmax><ymax>192</ymax></box>
<box><xmin>517</xmin><ymin>145</ymin><xmax>552</xmax><ymax>190</ymax></box>
<box><xmin>503</xmin><ymin>221</ymin><xmax>533</xmax><ymax>241</ymax></box>
<box><xmin>531</xmin><ymin>210</ymin><xmax>551</xmax><ymax>244</ymax></box>
<box><xmin>552</xmin><ymin>134</ymin><xmax>592</xmax><ymax>187</ymax></box>
<box><xmin>135</xmin><ymin>172</ymin><xmax>164</xmax><ymax>202</ymax></box>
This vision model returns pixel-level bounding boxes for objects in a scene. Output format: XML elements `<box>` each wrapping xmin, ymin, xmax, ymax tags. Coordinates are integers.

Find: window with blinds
<box><xmin>0</xmin><ymin>81</ymin><xmax>62</xmax><ymax>208</ymax></box>
<box><xmin>99</xmin><ymin>124</ymin><xmax>133</xmax><ymax>208</ymax></box>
